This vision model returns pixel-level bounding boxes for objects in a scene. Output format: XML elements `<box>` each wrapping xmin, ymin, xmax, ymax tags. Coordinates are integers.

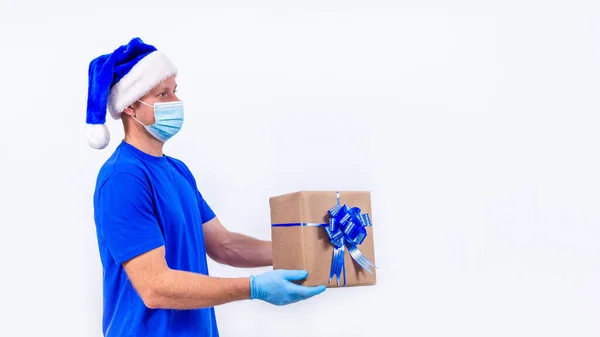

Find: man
<box><xmin>86</xmin><ymin>37</ymin><xmax>326</xmax><ymax>337</ymax></box>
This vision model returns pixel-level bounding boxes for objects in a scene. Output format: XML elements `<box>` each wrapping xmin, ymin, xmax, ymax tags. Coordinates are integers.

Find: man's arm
<box><xmin>123</xmin><ymin>245</ymin><xmax>251</xmax><ymax>309</ymax></box>
<box><xmin>96</xmin><ymin>173</ymin><xmax>323</xmax><ymax>309</ymax></box>
<box><xmin>202</xmin><ymin>217</ymin><xmax>273</xmax><ymax>268</ymax></box>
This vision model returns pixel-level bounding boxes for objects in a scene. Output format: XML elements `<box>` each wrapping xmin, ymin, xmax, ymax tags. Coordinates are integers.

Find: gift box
<box><xmin>269</xmin><ymin>191</ymin><xmax>377</xmax><ymax>287</ymax></box>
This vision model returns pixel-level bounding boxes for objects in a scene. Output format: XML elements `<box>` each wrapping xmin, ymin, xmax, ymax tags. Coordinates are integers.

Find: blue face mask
<box><xmin>134</xmin><ymin>100</ymin><xmax>184</xmax><ymax>142</ymax></box>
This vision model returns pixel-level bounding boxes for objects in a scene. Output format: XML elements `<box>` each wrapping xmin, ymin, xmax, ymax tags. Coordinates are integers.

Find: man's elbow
<box><xmin>208</xmin><ymin>248</ymin><xmax>231</xmax><ymax>265</ymax></box>
<box><xmin>136</xmin><ymin>272</ymin><xmax>170</xmax><ymax>309</ymax></box>
<box><xmin>123</xmin><ymin>247</ymin><xmax>173</xmax><ymax>309</ymax></box>
<box><xmin>207</xmin><ymin>236</ymin><xmax>235</xmax><ymax>265</ymax></box>
<box><xmin>141</xmin><ymin>288</ymin><xmax>164</xmax><ymax>309</ymax></box>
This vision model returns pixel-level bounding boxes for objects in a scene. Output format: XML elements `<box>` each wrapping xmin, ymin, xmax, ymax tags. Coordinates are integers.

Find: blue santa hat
<box><xmin>86</xmin><ymin>37</ymin><xmax>177</xmax><ymax>149</ymax></box>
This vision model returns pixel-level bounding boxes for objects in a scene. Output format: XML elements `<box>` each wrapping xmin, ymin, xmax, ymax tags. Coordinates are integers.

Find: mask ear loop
<box><xmin>128</xmin><ymin>101</ymin><xmax>153</xmax><ymax>128</ymax></box>
<box><xmin>137</xmin><ymin>100</ymin><xmax>154</xmax><ymax>108</ymax></box>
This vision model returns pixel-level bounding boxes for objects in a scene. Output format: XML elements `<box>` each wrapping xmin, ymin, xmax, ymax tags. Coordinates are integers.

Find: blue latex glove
<box><xmin>249</xmin><ymin>269</ymin><xmax>326</xmax><ymax>306</ymax></box>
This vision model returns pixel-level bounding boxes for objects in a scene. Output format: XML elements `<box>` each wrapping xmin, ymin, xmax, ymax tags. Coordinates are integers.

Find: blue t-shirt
<box><xmin>93</xmin><ymin>140</ymin><xmax>219</xmax><ymax>337</ymax></box>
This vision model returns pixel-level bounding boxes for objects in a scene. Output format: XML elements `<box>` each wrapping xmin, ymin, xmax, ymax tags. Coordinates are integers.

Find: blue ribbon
<box><xmin>324</xmin><ymin>191</ymin><xmax>376</xmax><ymax>286</ymax></box>
<box><xmin>271</xmin><ymin>223</ymin><xmax>326</xmax><ymax>227</ymax></box>
<box><xmin>271</xmin><ymin>191</ymin><xmax>376</xmax><ymax>286</ymax></box>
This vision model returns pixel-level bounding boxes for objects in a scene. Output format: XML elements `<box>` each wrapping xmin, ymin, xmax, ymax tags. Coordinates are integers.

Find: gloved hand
<box><xmin>249</xmin><ymin>269</ymin><xmax>326</xmax><ymax>306</ymax></box>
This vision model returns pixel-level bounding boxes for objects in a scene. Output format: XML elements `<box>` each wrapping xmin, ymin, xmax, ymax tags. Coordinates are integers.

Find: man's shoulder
<box><xmin>165</xmin><ymin>154</ymin><xmax>188</xmax><ymax>169</ymax></box>
<box><xmin>165</xmin><ymin>155</ymin><xmax>203</xmax><ymax>191</ymax></box>
<box><xmin>165</xmin><ymin>155</ymin><xmax>195</xmax><ymax>177</ymax></box>
<box><xmin>95</xmin><ymin>146</ymin><xmax>149</xmax><ymax>189</ymax></box>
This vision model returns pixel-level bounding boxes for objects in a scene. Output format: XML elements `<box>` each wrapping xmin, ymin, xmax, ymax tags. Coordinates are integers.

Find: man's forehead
<box><xmin>153</xmin><ymin>80</ymin><xmax>177</xmax><ymax>91</ymax></box>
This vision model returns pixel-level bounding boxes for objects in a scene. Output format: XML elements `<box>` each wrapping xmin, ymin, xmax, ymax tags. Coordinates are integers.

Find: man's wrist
<box><xmin>248</xmin><ymin>275</ymin><xmax>256</xmax><ymax>300</ymax></box>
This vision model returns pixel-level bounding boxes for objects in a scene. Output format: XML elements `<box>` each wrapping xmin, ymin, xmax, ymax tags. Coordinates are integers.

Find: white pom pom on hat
<box><xmin>85</xmin><ymin>37</ymin><xmax>177</xmax><ymax>149</ymax></box>
<box><xmin>87</xmin><ymin>124</ymin><xmax>110</xmax><ymax>149</ymax></box>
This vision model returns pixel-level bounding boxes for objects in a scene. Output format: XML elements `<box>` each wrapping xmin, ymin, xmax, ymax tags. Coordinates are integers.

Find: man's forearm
<box><xmin>219</xmin><ymin>232</ymin><xmax>272</xmax><ymax>268</ymax></box>
<box><xmin>146</xmin><ymin>269</ymin><xmax>250</xmax><ymax>310</ymax></box>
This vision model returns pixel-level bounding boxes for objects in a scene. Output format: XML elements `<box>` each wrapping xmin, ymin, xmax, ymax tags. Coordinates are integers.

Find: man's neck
<box><xmin>124</xmin><ymin>134</ymin><xmax>164</xmax><ymax>157</ymax></box>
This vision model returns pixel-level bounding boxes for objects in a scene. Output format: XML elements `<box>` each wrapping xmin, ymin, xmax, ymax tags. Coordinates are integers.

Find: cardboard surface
<box><xmin>269</xmin><ymin>191</ymin><xmax>377</xmax><ymax>287</ymax></box>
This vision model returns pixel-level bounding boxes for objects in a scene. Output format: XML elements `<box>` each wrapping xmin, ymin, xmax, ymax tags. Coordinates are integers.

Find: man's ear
<box><xmin>122</xmin><ymin>106</ymin><xmax>135</xmax><ymax>117</ymax></box>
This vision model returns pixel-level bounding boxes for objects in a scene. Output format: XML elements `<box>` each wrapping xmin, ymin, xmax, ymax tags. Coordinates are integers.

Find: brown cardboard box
<box><xmin>269</xmin><ymin>191</ymin><xmax>376</xmax><ymax>288</ymax></box>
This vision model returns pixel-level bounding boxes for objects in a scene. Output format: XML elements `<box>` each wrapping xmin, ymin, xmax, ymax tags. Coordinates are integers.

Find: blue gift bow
<box><xmin>271</xmin><ymin>192</ymin><xmax>377</xmax><ymax>286</ymax></box>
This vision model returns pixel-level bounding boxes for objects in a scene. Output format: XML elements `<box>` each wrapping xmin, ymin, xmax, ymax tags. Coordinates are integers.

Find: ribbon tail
<box><xmin>329</xmin><ymin>245</ymin><xmax>345</xmax><ymax>286</ymax></box>
<box><xmin>347</xmin><ymin>245</ymin><xmax>377</xmax><ymax>274</ymax></box>
<box><xmin>342</xmin><ymin>256</ymin><xmax>347</xmax><ymax>286</ymax></box>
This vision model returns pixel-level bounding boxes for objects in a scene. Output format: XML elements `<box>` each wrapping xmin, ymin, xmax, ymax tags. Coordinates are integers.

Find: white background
<box><xmin>1</xmin><ymin>1</ymin><xmax>600</xmax><ymax>336</ymax></box>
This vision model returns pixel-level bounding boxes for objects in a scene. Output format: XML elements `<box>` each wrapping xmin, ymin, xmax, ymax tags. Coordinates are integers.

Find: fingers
<box><xmin>279</xmin><ymin>270</ymin><xmax>327</xmax><ymax>297</ymax></box>
<box><xmin>288</xmin><ymin>283</ymin><xmax>327</xmax><ymax>298</ymax></box>
<box><xmin>303</xmin><ymin>285</ymin><xmax>326</xmax><ymax>297</ymax></box>
<box><xmin>278</xmin><ymin>269</ymin><xmax>309</xmax><ymax>281</ymax></box>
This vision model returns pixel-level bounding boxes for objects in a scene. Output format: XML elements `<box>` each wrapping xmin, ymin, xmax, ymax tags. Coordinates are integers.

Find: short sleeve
<box><xmin>95</xmin><ymin>173</ymin><xmax>165</xmax><ymax>264</ymax></box>
<box><xmin>196</xmin><ymin>190</ymin><xmax>216</xmax><ymax>224</ymax></box>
